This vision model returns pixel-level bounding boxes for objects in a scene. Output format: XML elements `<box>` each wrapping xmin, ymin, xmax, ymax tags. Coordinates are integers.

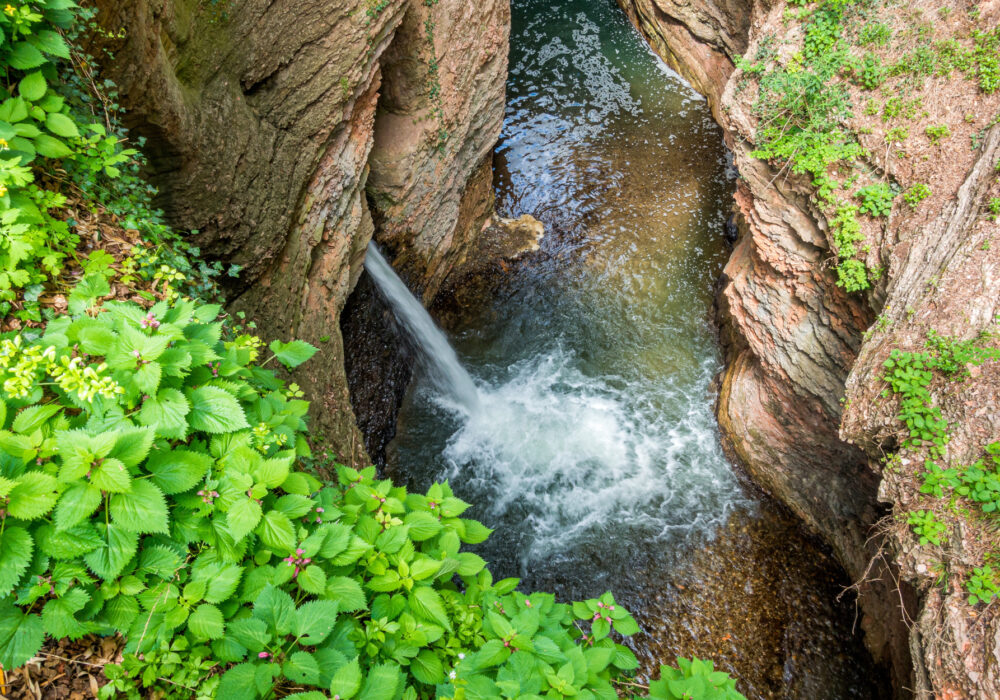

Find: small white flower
<box><xmin>449</xmin><ymin>671</ymin><xmax>457</xmax><ymax>680</ymax></box>
<box><xmin>457</xmin><ymin>653</ymin><xmax>465</xmax><ymax>660</ymax></box>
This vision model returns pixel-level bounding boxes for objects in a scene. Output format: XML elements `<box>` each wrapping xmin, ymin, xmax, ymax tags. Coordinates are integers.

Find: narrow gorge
<box><xmin>1</xmin><ymin>0</ymin><xmax>998</xmax><ymax>697</ymax></box>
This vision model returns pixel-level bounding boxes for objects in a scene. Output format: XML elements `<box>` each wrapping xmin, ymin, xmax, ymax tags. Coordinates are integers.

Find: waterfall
<box><xmin>363</xmin><ymin>242</ymin><xmax>481</xmax><ymax>410</ymax></box>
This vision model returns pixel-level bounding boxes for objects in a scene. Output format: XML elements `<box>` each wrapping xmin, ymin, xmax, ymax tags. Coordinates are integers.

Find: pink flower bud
<box><xmin>259</xmin><ymin>652</ymin><xmax>270</xmax><ymax>658</ymax></box>
<box><xmin>296</xmin><ymin>548</ymin><xmax>304</xmax><ymax>555</ymax></box>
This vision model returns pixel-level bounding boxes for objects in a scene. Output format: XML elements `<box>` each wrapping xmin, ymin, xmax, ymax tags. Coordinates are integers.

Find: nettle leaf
<box><xmin>187</xmin><ymin>386</ymin><xmax>249</xmax><ymax>433</ymax></box>
<box><xmin>403</xmin><ymin>511</ymin><xmax>442</xmax><ymax>541</ymax></box>
<box><xmin>36</xmin><ymin>523</ymin><xmax>101</xmax><ymax>559</ymax></box>
<box><xmin>228</xmin><ymin>498</ymin><xmax>263</xmax><ymax>542</ymax></box>
<box><xmin>8</xmin><ymin>41</ymin><xmax>47</xmax><ymax>69</ymax></box>
<box><xmin>293</xmin><ymin>600</ymin><xmax>339</xmax><ymax>645</ymax></box>
<box><xmin>359</xmin><ymin>663</ymin><xmax>401</xmax><ymax>700</ymax></box>
<box><xmin>110</xmin><ymin>427</ymin><xmax>154</xmax><ymax>468</ymax></box>
<box><xmin>410</xmin><ymin>649</ymin><xmax>445</xmax><ymax>685</ymax></box>
<box><xmin>189</xmin><ymin>603</ymin><xmax>225</xmax><ymax>640</ymax></box>
<box><xmin>139</xmin><ymin>388</ymin><xmax>190</xmax><ymax>439</ymax></box>
<box><xmin>200</xmin><ymin>564</ymin><xmax>243</xmax><ymax>604</ymax></box>
<box><xmin>91</xmin><ymin>457</ymin><xmax>132</xmax><ymax>493</ymax></box>
<box><xmin>325</xmin><ymin>576</ymin><xmax>367</xmax><ymax>612</ymax></box>
<box><xmin>329</xmin><ymin>658</ymin><xmax>362</xmax><ymax>700</ymax></box>
<box><xmin>18</xmin><ymin>71</ymin><xmax>47</xmax><ymax>101</ymax></box>
<box><xmin>409</xmin><ymin>587</ymin><xmax>451</xmax><ymax>631</ymax></box>
<box><xmin>227</xmin><ymin>618</ymin><xmax>270</xmax><ymax>652</ymax></box>
<box><xmin>12</xmin><ymin>404</ymin><xmax>61</xmax><ymax>434</ymax></box>
<box><xmin>268</xmin><ymin>339</ymin><xmax>318</xmax><ymax>369</ymax></box>
<box><xmin>216</xmin><ymin>663</ymin><xmax>258</xmax><ymax>700</ymax></box>
<box><xmin>145</xmin><ymin>448</ymin><xmax>212</xmax><ymax>495</ymax></box>
<box><xmin>41</xmin><ymin>588</ymin><xmax>91</xmax><ymax>640</ymax></box>
<box><xmin>0</xmin><ymin>600</ymin><xmax>44</xmax><ymax>670</ymax></box>
<box><xmin>0</xmin><ymin>527</ymin><xmax>33</xmax><ymax>596</ymax></box>
<box><xmin>8</xmin><ymin>471</ymin><xmax>59</xmax><ymax>520</ymax></box>
<box><xmin>297</xmin><ymin>565</ymin><xmax>326</xmax><ymax>595</ymax></box>
<box><xmin>257</xmin><ymin>510</ymin><xmax>295</xmax><ymax>553</ymax></box>
<box><xmin>84</xmin><ymin>523</ymin><xmax>138</xmax><ymax>580</ymax></box>
<box><xmin>110</xmin><ymin>480</ymin><xmax>169</xmax><ymax>534</ymax></box>
<box><xmin>54</xmin><ymin>482</ymin><xmax>102</xmax><ymax>531</ymax></box>
<box><xmin>30</xmin><ymin>29</ymin><xmax>71</xmax><ymax>58</ymax></box>
<box><xmin>284</xmin><ymin>651</ymin><xmax>320</xmax><ymax>685</ymax></box>
<box><xmin>254</xmin><ymin>585</ymin><xmax>296</xmax><ymax>637</ymax></box>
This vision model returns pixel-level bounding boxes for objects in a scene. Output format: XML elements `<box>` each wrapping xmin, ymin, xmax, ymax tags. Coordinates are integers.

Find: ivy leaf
<box><xmin>0</xmin><ymin>601</ymin><xmax>44</xmax><ymax>670</ymax></box>
<box><xmin>293</xmin><ymin>600</ymin><xmax>339</xmax><ymax>645</ymax></box>
<box><xmin>0</xmin><ymin>527</ymin><xmax>33</xmax><ymax>596</ymax></box>
<box><xmin>227</xmin><ymin>498</ymin><xmax>262</xmax><ymax>542</ymax></box>
<box><xmin>110</xmin><ymin>480</ymin><xmax>169</xmax><ymax>534</ymax></box>
<box><xmin>257</xmin><ymin>510</ymin><xmax>295</xmax><ymax>553</ymax></box>
<box><xmin>283</xmin><ymin>651</ymin><xmax>320</xmax><ymax>685</ymax></box>
<box><xmin>145</xmin><ymin>448</ymin><xmax>211</xmax><ymax>495</ymax></box>
<box><xmin>138</xmin><ymin>388</ymin><xmax>190</xmax><ymax>439</ymax></box>
<box><xmin>268</xmin><ymin>340</ymin><xmax>318</xmax><ymax>369</ymax></box>
<box><xmin>54</xmin><ymin>482</ymin><xmax>102</xmax><ymax>531</ymax></box>
<box><xmin>409</xmin><ymin>587</ymin><xmax>451</xmax><ymax>631</ymax></box>
<box><xmin>8</xmin><ymin>41</ymin><xmax>47</xmax><ymax>69</ymax></box>
<box><xmin>189</xmin><ymin>603</ymin><xmax>225</xmax><ymax>640</ymax></box>
<box><xmin>187</xmin><ymin>386</ymin><xmax>249</xmax><ymax>433</ymax></box>
<box><xmin>45</xmin><ymin>112</ymin><xmax>79</xmax><ymax>138</ymax></box>
<box><xmin>84</xmin><ymin>523</ymin><xmax>138</xmax><ymax>580</ymax></box>
<box><xmin>325</xmin><ymin>576</ymin><xmax>367</xmax><ymax>612</ymax></box>
<box><xmin>8</xmin><ymin>471</ymin><xmax>59</xmax><ymax>520</ymax></box>
<box><xmin>329</xmin><ymin>657</ymin><xmax>362</xmax><ymax>700</ymax></box>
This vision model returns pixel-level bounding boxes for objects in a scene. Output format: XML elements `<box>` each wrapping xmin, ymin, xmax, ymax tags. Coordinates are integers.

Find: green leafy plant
<box><xmin>858</xmin><ymin>21</ymin><xmax>891</xmax><ymax>47</ymax></box>
<box><xmin>907</xmin><ymin>510</ymin><xmax>947</xmax><ymax>546</ymax></box>
<box><xmin>903</xmin><ymin>183</ymin><xmax>930</xmax><ymax>208</ymax></box>
<box><xmin>648</xmin><ymin>657</ymin><xmax>747</xmax><ymax>700</ymax></box>
<box><xmin>966</xmin><ymin>565</ymin><xmax>1000</xmax><ymax>606</ymax></box>
<box><xmin>924</xmin><ymin>124</ymin><xmax>951</xmax><ymax>145</ymax></box>
<box><xmin>855</xmin><ymin>182</ymin><xmax>895</xmax><ymax>217</ymax></box>
<box><xmin>988</xmin><ymin>197</ymin><xmax>1000</xmax><ymax>222</ymax></box>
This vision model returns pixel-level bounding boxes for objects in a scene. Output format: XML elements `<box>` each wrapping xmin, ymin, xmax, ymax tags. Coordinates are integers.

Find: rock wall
<box><xmin>88</xmin><ymin>0</ymin><xmax>509</xmax><ymax>462</ymax></box>
<box><xmin>619</xmin><ymin>0</ymin><xmax>1000</xmax><ymax>696</ymax></box>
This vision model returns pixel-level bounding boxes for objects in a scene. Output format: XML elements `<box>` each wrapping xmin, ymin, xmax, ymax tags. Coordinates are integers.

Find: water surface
<box><xmin>385</xmin><ymin>0</ymin><xmax>888</xmax><ymax>696</ymax></box>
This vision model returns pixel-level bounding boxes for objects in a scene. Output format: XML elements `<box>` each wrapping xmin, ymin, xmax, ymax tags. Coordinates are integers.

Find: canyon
<box><xmin>85</xmin><ymin>0</ymin><xmax>1000</xmax><ymax>696</ymax></box>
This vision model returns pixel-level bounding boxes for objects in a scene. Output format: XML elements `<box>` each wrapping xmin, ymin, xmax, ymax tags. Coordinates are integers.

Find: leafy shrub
<box><xmin>907</xmin><ymin>510</ymin><xmax>947</xmax><ymax>546</ymax></box>
<box><xmin>858</xmin><ymin>21</ymin><xmax>891</xmax><ymax>47</ymax></box>
<box><xmin>966</xmin><ymin>565</ymin><xmax>1000</xmax><ymax>605</ymax></box>
<box><xmin>648</xmin><ymin>657</ymin><xmax>746</xmax><ymax>700</ymax></box>
<box><xmin>0</xmin><ymin>292</ymin><xmax>670</xmax><ymax>699</ymax></box>
<box><xmin>924</xmin><ymin>124</ymin><xmax>951</xmax><ymax>145</ymax></box>
<box><xmin>854</xmin><ymin>53</ymin><xmax>885</xmax><ymax>89</ymax></box>
<box><xmin>988</xmin><ymin>197</ymin><xmax>1000</xmax><ymax>221</ymax></box>
<box><xmin>903</xmin><ymin>183</ymin><xmax>930</xmax><ymax>208</ymax></box>
<box><xmin>855</xmin><ymin>182</ymin><xmax>894</xmax><ymax>218</ymax></box>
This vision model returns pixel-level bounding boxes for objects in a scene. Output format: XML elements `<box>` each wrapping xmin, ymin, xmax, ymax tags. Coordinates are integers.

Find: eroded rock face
<box><xmin>89</xmin><ymin>0</ymin><xmax>509</xmax><ymax>462</ymax></box>
<box><xmin>618</xmin><ymin>0</ymin><xmax>1000</xmax><ymax>696</ymax></box>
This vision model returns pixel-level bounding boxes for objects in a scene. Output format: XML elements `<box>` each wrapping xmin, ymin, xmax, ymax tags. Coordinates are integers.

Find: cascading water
<box><xmin>363</xmin><ymin>244</ymin><xmax>480</xmax><ymax>411</ymax></box>
<box><xmin>373</xmin><ymin>0</ymin><xmax>889</xmax><ymax>695</ymax></box>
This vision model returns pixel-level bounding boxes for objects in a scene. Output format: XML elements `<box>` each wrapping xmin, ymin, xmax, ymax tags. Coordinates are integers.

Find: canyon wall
<box><xmin>88</xmin><ymin>0</ymin><xmax>509</xmax><ymax>463</ymax></box>
<box><xmin>618</xmin><ymin>0</ymin><xmax>1000</xmax><ymax>696</ymax></box>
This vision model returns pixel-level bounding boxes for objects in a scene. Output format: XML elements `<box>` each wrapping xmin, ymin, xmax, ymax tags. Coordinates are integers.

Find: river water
<box><xmin>382</xmin><ymin>0</ymin><xmax>889</xmax><ymax>696</ymax></box>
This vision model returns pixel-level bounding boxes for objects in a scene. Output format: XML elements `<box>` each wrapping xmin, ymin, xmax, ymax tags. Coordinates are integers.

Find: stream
<box><xmin>376</xmin><ymin>0</ymin><xmax>890</xmax><ymax>696</ymax></box>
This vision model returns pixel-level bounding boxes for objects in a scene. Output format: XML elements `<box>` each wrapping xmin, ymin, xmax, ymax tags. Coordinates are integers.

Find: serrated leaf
<box><xmin>456</xmin><ymin>551</ymin><xmax>486</xmax><ymax>577</ymax></box>
<box><xmin>42</xmin><ymin>588</ymin><xmax>90</xmax><ymax>639</ymax></box>
<box><xmin>189</xmin><ymin>603</ymin><xmax>225</xmax><ymax>640</ymax></box>
<box><xmin>90</xmin><ymin>457</ymin><xmax>131</xmax><ymax>493</ymax></box>
<box><xmin>145</xmin><ymin>448</ymin><xmax>211</xmax><ymax>494</ymax></box>
<box><xmin>257</xmin><ymin>510</ymin><xmax>295</xmax><ymax>553</ymax></box>
<box><xmin>253</xmin><ymin>585</ymin><xmax>295</xmax><ymax>637</ymax></box>
<box><xmin>84</xmin><ymin>522</ymin><xmax>138</xmax><ymax>580</ymax></box>
<box><xmin>359</xmin><ymin>663</ymin><xmax>401</xmax><ymax>700</ymax></box>
<box><xmin>409</xmin><ymin>586</ymin><xmax>451</xmax><ymax>631</ymax></box>
<box><xmin>12</xmin><ymin>404</ymin><xmax>60</xmax><ymax>434</ymax></box>
<box><xmin>36</xmin><ymin>523</ymin><xmax>101</xmax><ymax>559</ymax></box>
<box><xmin>110</xmin><ymin>427</ymin><xmax>154</xmax><ymax>468</ymax></box>
<box><xmin>325</xmin><ymin>576</ymin><xmax>367</xmax><ymax>612</ymax></box>
<box><xmin>138</xmin><ymin>388</ymin><xmax>190</xmax><ymax>439</ymax></box>
<box><xmin>226</xmin><ymin>618</ymin><xmax>270</xmax><ymax>652</ymax></box>
<box><xmin>110</xmin><ymin>480</ymin><xmax>169</xmax><ymax>534</ymax></box>
<box><xmin>403</xmin><ymin>511</ymin><xmax>442</xmax><ymax>541</ymax></box>
<box><xmin>612</xmin><ymin>615</ymin><xmax>640</xmax><ymax>636</ymax></box>
<box><xmin>8</xmin><ymin>471</ymin><xmax>59</xmax><ymax>520</ymax></box>
<box><xmin>54</xmin><ymin>482</ymin><xmax>102</xmax><ymax>530</ymax></box>
<box><xmin>202</xmin><ymin>564</ymin><xmax>243</xmax><ymax>604</ymax></box>
<box><xmin>329</xmin><ymin>657</ymin><xmax>362</xmax><ymax>699</ymax></box>
<box><xmin>410</xmin><ymin>649</ymin><xmax>445</xmax><ymax>685</ymax></box>
<box><xmin>18</xmin><ymin>71</ymin><xmax>47</xmax><ymax>101</ymax></box>
<box><xmin>227</xmin><ymin>497</ymin><xmax>262</xmax><ymax>542</ymax></box>
<box><xmin>45</xmin><ymin>111</ymin><xmax>79</xmax><ymax>138</ymax></box>
<box><xmin>284</xmin><ymin>651</ymin><xmax>320</xmax><ymax>685</ymax></box>
<box><xmin>186</xmin><ymin>386</ymin><xmax>248</xmax><ymax>433</ymax></box>
<box><xmin>0</xmin><ymin>601</ymin><xmax>44</xmax><ymax>670</ymax></box>
<box><xmin>293</xmin><ymin>600</ymin><xmax>339</xmax><ymax>645</ymax></box>
<box><xmin>297</xmin><ymin>564</ymin><xmax>326</xmax><ymax>595</ymax></box>
<box><xmin>30</xmin><ymin>30</ymin><xmax>70</xmax><ymax>58</ymax></box>
<box><xmin>0</xmin><ymin>527</ymin><xmax>33</xmax><ymax>596</ymax></box>
<box><xmin>268</xmin><ymin>339</ymin><xmax>318</xmax><ymax>369</ymax></box>
<box><xmin>216</xmin><ymin>663</ymin><xmax>256</xmax><ymax>700</ymax></box>
<box><xmin>8</xmin><ymin>41</ymin><xmax>46</xmax><ymax>69</ymax></box>
<box><xmin>33</xmin><ymin>133</ymin><xmax>72</xmax><ymax>158</ymax></box>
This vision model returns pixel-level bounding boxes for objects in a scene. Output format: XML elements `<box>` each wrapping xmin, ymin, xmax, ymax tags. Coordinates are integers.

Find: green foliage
<box><xmin>924</xmin><ymin>124</ymin><xmax>951</xmax><ymax>145</ymax></box>
<box><xmin>858</xmin><ymin>21</ymin><xmax>891</xmax><ymax>47</ymax></box>
<box><xmin>954</xmin><ymin>443</ymin><xmax>1000</xmax><ymax>514</ymax></box>
<box><xmin>903</xmin><ymin>183</ymin><xmax>930</xmax><ymax>208</ymax></box>
<box><xmin>972</xmin><ymin>28</ymin><xmax>1000</xmax><ymax>94</ymax></box>
<box><xmin>907</xmin><ymin>510</ymin><xmax>947</xmax><ymax>546</ymax></box>
<box><xmin>853</xmin><ymin>53</ymin><xmax>885</xmax><ymax>90</ymax></box>
<box><xmin>648</xmin><ymin>658</ymin><xmax>746</xmax><ymax>700</ymax></box>
<box><xmin>988</xmin><ymin>197</ymin><xmax>1000</xmax><ymax>221</ymax></box>
<box><xmin>966</xmin><ymin>565</ymin><xmax>1000</xmax><ymax>606</ymax></box>
<box><xmin>854</xmin><ymin>182</ymin><xmax>894</xmax><ymax>218</ymax></box>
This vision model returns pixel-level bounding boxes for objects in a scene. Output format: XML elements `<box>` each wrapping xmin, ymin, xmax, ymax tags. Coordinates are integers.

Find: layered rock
<box><xmin>89</xmin><ymin>0</ymin><xmax>509</xmax><ymax>461</ymax></box>
<box><xmin>616</xmin><ymin>0</ymin><xmax>1000</xmax><ymax>695</ymax></box>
